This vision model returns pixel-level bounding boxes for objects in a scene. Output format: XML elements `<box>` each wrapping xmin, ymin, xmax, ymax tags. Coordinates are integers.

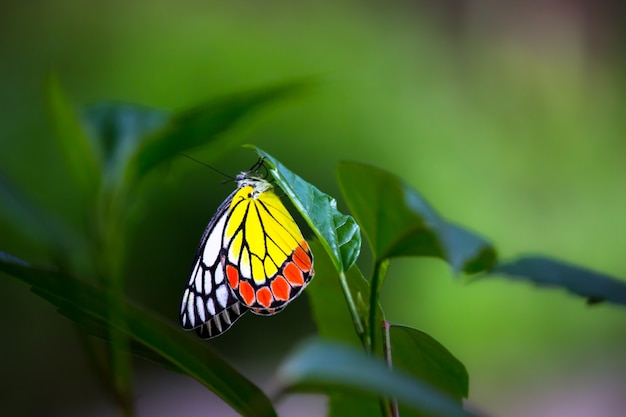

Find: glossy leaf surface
<box><xmin>254</xmin><ymin>147</ymin><xmax>361</xmax><ymax>273</ymax></box>
<box><xmin>336</xmin><ymin>162</ymin><xmax>496</xmax><ymax>274</ymax></box>
<box><xmin>277</xmin><ymin>339</ymin><xmax>474</xmax><ymax>417</ymax></box>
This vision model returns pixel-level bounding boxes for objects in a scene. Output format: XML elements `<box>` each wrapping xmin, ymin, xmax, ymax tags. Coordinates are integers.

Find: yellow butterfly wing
<box><xmin>223</xmin><ymin>179</ymin><xmax>314</xmax><ymax>314</ymax></box>
<box><xmin>180</xmin><ymin>170</ymin><xmax>314</xmax><ymax>339</ymax></box>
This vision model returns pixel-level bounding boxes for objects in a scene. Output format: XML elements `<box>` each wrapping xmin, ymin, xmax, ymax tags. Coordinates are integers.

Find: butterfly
<box><xmin>180</xmin><ymin>159</ymin><xmax>315</xmax><ymax>338</ymax></box>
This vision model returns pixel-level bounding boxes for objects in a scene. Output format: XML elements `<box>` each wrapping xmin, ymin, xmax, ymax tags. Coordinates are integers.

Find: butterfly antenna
<box><xmin>248</xmin><ymin>157</ymin><xmax>266</xmax><ymax>174</ymax></box>
<box><xmin>259</xmin><ymin>160</ymin><xmax>271</xmax><ymax>179</ymax></box>
<box><xmin>180</xmin><ymin>154</ymin><xmax>235</xmax><ymax>181</ymax></box>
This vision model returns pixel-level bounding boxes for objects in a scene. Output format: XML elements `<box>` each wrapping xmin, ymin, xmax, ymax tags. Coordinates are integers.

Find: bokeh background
<box><xmin>1</xmin><ymin>1</ymin><xmax>625</xmax><ymax>416</ymax></box>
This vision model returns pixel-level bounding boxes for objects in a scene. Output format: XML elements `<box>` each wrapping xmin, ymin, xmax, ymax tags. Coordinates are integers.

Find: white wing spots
<box><xmin>206</xmin><ymin>297</ymin><xmax>216</xmax><ymax>316</ymax></box>
<box><xmin>186</xmin><ymin>301</ymin><xmax>195</xmax><ymax>327</ymax></box>
<box><xmin>193</xmin><ymin>302</ymin><xmax>248</xmax><ymax>339</ymax></box>
<box><xmin>203</xmin><ymin>270</ymin><xmax>213</xmax><ymax>294</ymax></box>
<box><xmin>196</xmin><ymin>296</ymin><xmax>206</xmax><ymax>323</ymax></box>
<box><xmin>182</xmin><ymin>173</ymin><xmax>297</xmax><ymax>339</ymax></box>
<box><xmin>203</xmin><ymin>214</ymin><xmax>227</xmax><ymax>264</ymax></box>
<box><xmin>194</xmin><ymin>266</ymin><xmax>203</xmax><ymax>293</ymax></box>
<box><xmin>215</xmin><ymin>284</ymin><xmax>229</xmax><ymax>308</ymax></box>
<box><xmin>214</xmin><ymin>265</ymin><xmax>224</xmax><ymax>285</ymax></box>
<box><xmin>240</xmin><ymin>247</ymin><xmax>251</xmax><ymax>280</ymax></box>
<box><xmin>181</xmin><ymin>289</ymin><xmax>190</xmax><ymax>314</ymax></box>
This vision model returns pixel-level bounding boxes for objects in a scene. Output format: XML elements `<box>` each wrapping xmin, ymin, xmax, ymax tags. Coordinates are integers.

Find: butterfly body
<box><xmin>180</xmin><ymin>166</ymin><xmax>314</xmax><ymax>338</ymax></box>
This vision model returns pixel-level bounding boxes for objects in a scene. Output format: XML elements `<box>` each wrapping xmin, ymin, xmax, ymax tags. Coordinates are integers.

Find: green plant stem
<box><xmin>77</xmin><ymin>331</ymin><xmax>131</xmax><ymax>417</ymax></box>
<box><xmin>369</xmin><ymin>258</ymin><xmax>389</xmax><ymax>353</ymax></box>
<box><xmin>76</xmin><ymin>330</ymin><xmax>115</xmax><ymax>397</ymax></box>
<box><xmin>371</xmin><ymin>260</ymin><xmax>396</xmax><ymax>417</ymax></box>
<box><xmin>107</xmin><ymin>280</ymin><xmax>134</xmax><ymax>417</ymax></box>
<box><xmin>338</xmin><ymin>270</ymin><xmax>367</xmax><ymax>347</ymax></box>
<box><xmin>95</xmin><ymin>186</ymin><xmax>135</xmax><ymax>417</ymax></box>
<box><xmin>382</xmin><ymin>320</ymin><xmax>399</xmax><ymax>417</ymax></box>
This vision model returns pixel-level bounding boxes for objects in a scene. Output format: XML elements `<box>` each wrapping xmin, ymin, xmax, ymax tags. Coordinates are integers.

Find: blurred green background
<box><xmin>1</xmin><ymin>1</ymin><xmax>625</xmax><ymax>416</ymax></box>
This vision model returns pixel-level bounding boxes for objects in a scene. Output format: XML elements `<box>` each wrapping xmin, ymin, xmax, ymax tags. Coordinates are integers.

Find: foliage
<box><xmin>1</xmin><ymin>80</ymin><xmax>625</xmax><ymax>417</ymax></box>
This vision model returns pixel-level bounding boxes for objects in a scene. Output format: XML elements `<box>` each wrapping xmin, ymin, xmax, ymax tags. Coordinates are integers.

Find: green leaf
<box><xmin>0</xmin><ymin>251</ymin><xmax>278</xmax><ymax>417</ymax></box>
<box><xmin>46</xmin><ymin>75</ymin><xmax>101</xmax><ymax>195</ymax></box>
<box><xmin>252</xmin><ymin>147</ymin><xmax>361</xmax><ymax>273</ymax></box>
<box><xmin>0</xmin><ymin>172</ymin><xmax>86</xmax><ymax>253</ymax></box>
<box><xmin>83</xmin><ymin>102</ymin><xmax>168</xmax><ymax>187</ymax></box>
<box><xmin>336</xmin><ymin>161</ymin><xmax>496</xmax><ymax>274</ymax></box>
<box><xmin>390</xmin><ymin>325</ymin><xmax>469</xmax><ymax>403</ymax></box>
<box><xmin>324</xmin><ymin>392</ymin><xmax>383</xmax><ymax>417</ymax></box>
<box><xmin>489</xmin><ymin>256</ymin><xmax>626</xmax><ymax>307</ymax></box>
<box><xmin>130</xmin><ymin>81</ymin><xmax>310</xmax><ymax>180</ymax></box>
<box><xmin>276</xmin><ymin>339</ymin><xmax>475</xmax><ymax>417</ymax></box>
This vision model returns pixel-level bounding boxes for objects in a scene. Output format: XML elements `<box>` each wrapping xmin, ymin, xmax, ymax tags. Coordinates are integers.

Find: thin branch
<box><xmin>368</xmin><ymin>259</ymin><xmax>389</xmax><ymax>353</ymax></box>
<box><xmin>337</xmin><ymin>270</ymin><xmax>367</xmax><ymax>347</ymax></box>
<box><xmin>383</xmin><ymin>320</ymin><xmax>400</xmax><ymax>417</ymax></box>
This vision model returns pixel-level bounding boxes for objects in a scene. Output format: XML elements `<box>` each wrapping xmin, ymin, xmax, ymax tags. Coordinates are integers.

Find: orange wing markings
<box><xmin>271</xmin><ymin>276</ymin><xmax>290</xmax><ymax>301</ymax></box>
<box><xmin>239</xmin><ymin>281</ymin><xmax>255</xmax><ymax>306</ymax></box>
<box><xmin>223</xmin><ymin>250</ymin><xmax>315</xmax><ymax>312</ymax></box>
<box><xmin>256</xmin><ymin>287</ymin><xmax>273</xmax><ymax>308</ymax></box>
<box><xmin>181</xmin><ymin>164</ymin><xmax>317</xmax><ymax>339</ymax></box>
<box><xmin>283</xmin><ymin>262</ymin><xmax>305</xmax><ymax>286</ymax></box>
<box><xmin>226</xmin><ymin>264</ymin><xmax>239</xmax><ymax>289</ymax></box>
<box><xmin>220</xmin><ymin>183</ymin><xmax>315</xmax><ymax>313</ymax></box>
<box><xmin>293</xmin><ymin>245</ymin><xmax>313</xmax><ymax>272</ymax></box>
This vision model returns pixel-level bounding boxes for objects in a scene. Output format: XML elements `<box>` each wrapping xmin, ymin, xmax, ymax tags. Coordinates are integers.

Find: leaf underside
<box><xmin>490</xmin><ymin>255</ymin><xmax>626</xmax><ymax>307</ymax></box>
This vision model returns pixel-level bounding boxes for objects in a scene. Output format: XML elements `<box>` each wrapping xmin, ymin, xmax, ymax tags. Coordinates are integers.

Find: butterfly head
<box><xmin>236</xmin><ymin>174</ymin><xmax>273</xmax><ymax>198</ymax></box>
<box><xmin>235</xmin><ymin>158</ymin><xmax>273</xmax><ymax>198</ymax></box>
<box><xmin>181</xmin><ymin>156</ymin><xmax>314</xmax><ymax>339</ymax></box>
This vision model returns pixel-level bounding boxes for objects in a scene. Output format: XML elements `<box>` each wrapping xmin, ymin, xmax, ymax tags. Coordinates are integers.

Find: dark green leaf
<box><xmin>83</xmin><ymin>102</ymin><xmax>168</xmax><ymax>186</ymax></box>
<box><xmin>325</xmin><ymin>392</ymin><xmax>382</xmax><ymax>417</ymax></box>
<box><xmin>71</xmin><ymin>312</ymin><xmax>185</xmax><ymax>375</ymax></box>
<box><xmin>489</xmin><ymin>256</ymin><xmax>626</xmax><ymax>307</ymax></box>
<box><xmin>390</xmin><ymin>325</ymin><xmax>468</xmax><ymax>403</ymax></box>
<box><xmin>276</xmin><ymin>339</ymin><xmax>475</xmax><ymax>417</ymax></box>
<box><xmin>0</xmin><ymin>172</ymin><xmax>86</xmax><ymax>252</ymax></box>
<box><xmin>131</xmin><ymin>81</ymin><xmax>310</xmax><ymax>180</ymax></box>
<box><xmin>46</xmin><ymin>75</ymin><xmax>101</xmax><ymax>195</ymax></box>
<box><xmin>0</xmin><ymin>251</ymin><xmax>277</xmax><ymax>417</ymax></box>
<box><xmin>336</xmin><ymin>162</ymin><xmax>496</xmax><ymax>274</ymax></box>
<box><xmin>253</xmin><ymin>147</ymin><xmax>361</xmax><ymax>273</ymax></box>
